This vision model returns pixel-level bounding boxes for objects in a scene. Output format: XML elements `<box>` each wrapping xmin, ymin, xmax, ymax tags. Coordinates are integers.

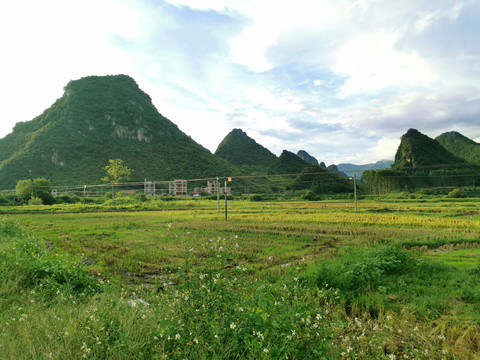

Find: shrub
<box><xmin>249</xmin><ymin>194</ymin><xmax>264</xmax><ymax>202</ymax></box>
<box><xmin>302</xmin><ymin>190</ymin><xmax>317</xmax><ymax>201</ymax></box>
<box><xmin>446</xmin><ymin>188</ymin><xmax>467</xmax><ymax>198</ymax></box>
<box><xmin>55</xmin><ymin>194</ymin><xmax>81</xmax><ymax>204</ymax></box>
<box><xmin>28</xmin><ymin>197</ymin><xmax>43</xmax><ymax>205</ymax></box>
<box><xmin>0</xmin><ymin>218</ymin><xmax>22</xmax><ymax>238</ymax></box>
<box><xmin>315</xmin><ymin>246</ymin><xmax>417</xmax><ymax>294</ymax></box>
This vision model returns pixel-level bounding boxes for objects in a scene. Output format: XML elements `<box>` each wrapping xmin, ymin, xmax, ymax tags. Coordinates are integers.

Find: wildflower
<box><xmin>193</xmin><ymin>338</ymin><xmax>198</xmax><ymax>344</ymax></box>
<box><xmin>263</xmin><ymin>348</ymin><xmax>269</xmax><ymax>353</ymax></box>
<box><xmin>230</xmin><ymin>323</ymin><xmax>236</xmax><ymax>329</ymax></box>
<box><xmin>413</xmin><ymin>326</ymin><xmax>419</xmax><ymax>332</ymax></box>
<box><xmin>175</xmin><ymin>333</ymin><xmax>181</xmax><ymax>340</ymax></box>
<box><xmin>388</xmin><ymin>354</ymin><xmax>396</xmax><ymax>360</ymax></box>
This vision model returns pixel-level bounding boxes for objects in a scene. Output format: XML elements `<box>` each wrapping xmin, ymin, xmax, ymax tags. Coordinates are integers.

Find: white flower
<box><xmin>230</xmin><ymin>323</ymin><xmax>236</xmax><ymax>329</ymax></box>
<box><xmin>263</xmin><ymin>348</ymin><xmax>269</xmax><ymax>353</ymax></box>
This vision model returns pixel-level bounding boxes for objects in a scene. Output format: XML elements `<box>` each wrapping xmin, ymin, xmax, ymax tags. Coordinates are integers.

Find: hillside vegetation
<box><xmin>436</xmin><ymin>131</ymin><xmax>480</xmax><ymax>165</ymax></box>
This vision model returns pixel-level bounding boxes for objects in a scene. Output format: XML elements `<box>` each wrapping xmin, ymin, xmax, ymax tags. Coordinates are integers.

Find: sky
<box><xmin>1</xmin><ymin>0</ymin><xmax>480</xmax><ymax>165</ymax></box>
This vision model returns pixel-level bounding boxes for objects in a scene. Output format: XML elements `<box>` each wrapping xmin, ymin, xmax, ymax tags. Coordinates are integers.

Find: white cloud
<box><xmin>333</xmin><ymin>30</ymin><xmax>435</xmax><ymax>96</ymax></box>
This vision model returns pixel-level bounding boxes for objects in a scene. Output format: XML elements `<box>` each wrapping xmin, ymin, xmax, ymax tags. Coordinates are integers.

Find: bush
<box><xmin>135</xmin><ymin>193</ymin><xmax>148</xmax><ymax>202</ymax></box>
<box><xmin>249</xmin><ymin>194</ymin><xmax>264</xmax><ymax>202</ymax></box>
<box><xmin>28</xmin><ymin>197</ymin><xmax>43</xmax><ymax>205</ymax></box>
<box><xmin>315</xmin><ymin>246</ymin><xmax>417</xmax><ymax>294</ymax></box>
<box><xmin>0</xmin><ymin>218</ymin><xmax>22</xmax><ymax>238</ymax></box>
<box><xmin>446</xmin><ymin>188</ymin><xmax>467</xmax><ymax>198</ymax></box>
<box><xmin>1</xmin><ymin>231</ymin><xmax>103</xmax><ymax>299</ymax></box>
<box><xmin>302</xmin><ymin>190</ymin><xmax>317</xmax><ymax>201</ymax></box>
<box><xmin>55</xmin><ymin>194</ymin><xmax>81</xmax><ymax>204</ymax></box>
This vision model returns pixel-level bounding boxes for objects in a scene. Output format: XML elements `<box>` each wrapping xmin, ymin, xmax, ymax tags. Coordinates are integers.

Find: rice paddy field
<box><xmin>2</xmin><ymin>197</ymin><xmax>480</xmax><ymax>359</ymax></box>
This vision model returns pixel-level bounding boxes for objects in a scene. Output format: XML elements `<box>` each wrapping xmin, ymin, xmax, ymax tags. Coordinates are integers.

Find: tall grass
<box><xmin>0</xmin><ymin>218</ymin><xmax>464</xmax><ymax>359</ymax></box>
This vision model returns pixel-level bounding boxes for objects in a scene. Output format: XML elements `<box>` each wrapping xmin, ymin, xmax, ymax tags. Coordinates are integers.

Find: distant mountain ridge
<box><xmin>337</xmin><ymin>160</ymin><xmax>393</xmax><ymax>178</ymax></box>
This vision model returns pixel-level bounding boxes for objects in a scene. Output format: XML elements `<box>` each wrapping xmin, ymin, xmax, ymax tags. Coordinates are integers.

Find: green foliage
<box><xmin>101</xmin><ymin>159</ymin><xmax>132</xmax><ymax>184</ymax></box>
<box><xmin>15</xmin><ymin>178</ymin><xmax>54</xmax><ymax>204</ymax></box>
<box><xmin>249</xmin><ymin>194</ymin><xmax>264</xmax><ymax>201</ymax></box>
<box><xmin>0</xmin><ymin>217</ymin><xmax>22</xmax><ymax>238</ymax></box>
<box><xmin>302</xmin><ymin>190</ymin><xmax>318</xmax><ymax>201</ymax></box>
<box><xmin>446</xmin><ymin>188</ymin><xmax>468</xmax><ymax>198</ymax></box>
<box><xmin>55</xmin><ymin>194</ymin><xmax>81</xmax><ymax>204</ymax></box>
<box><xmin>15</xmin><ymin>179</ymin><xmax>33</xmax><ymax>201</ymax></box>
<box><xmin>315</xmin><ymin>246</ymin><xmax>417</xmax><ymax>295</ymax></box>
<box><xmin>0</xmin><ymin>223</ymin><xmax>103</xmax><ymax>301</ymax></box>
<box><xmin>28</xmin><ymin>197</ymin><xmax>43</xmax><ymax>205</ymax></box>
<box><xmin>436</xmin><ymin>131</ymin><xmax>480</xmax><ymax>165</ymax></box>
<box><xmin>293</xmin><ymin>165</ymin><xmax>352</xmax><ymax>194</ymax></box>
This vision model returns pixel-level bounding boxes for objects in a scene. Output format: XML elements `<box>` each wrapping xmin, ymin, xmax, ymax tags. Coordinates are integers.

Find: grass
<box><xmin>2</xmin><ymin>197</ymin><xmax>480</xmax><ymax>358</ymax></box>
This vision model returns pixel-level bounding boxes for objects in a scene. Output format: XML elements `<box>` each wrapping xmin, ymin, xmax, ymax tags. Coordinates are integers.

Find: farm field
<box><xmin>2</xmin><ymin>198</ymin><xmax>480</xmax><ymax>359</ymax></box>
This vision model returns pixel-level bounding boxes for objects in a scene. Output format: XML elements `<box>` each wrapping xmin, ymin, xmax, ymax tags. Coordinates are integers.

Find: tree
<box><xmin>15</xmin><ymin>179</ymin><xmax>33</xmax><ymax>201</ymax></box>
<box><xmin>101</xmin><ymin>159</ymin><xmax>133</xmax><ymax>199</ymax></box>
<box><xmin>15</xmin><ymin>178</ymin><xmax>54</xmax><ymax>205</ymax></box>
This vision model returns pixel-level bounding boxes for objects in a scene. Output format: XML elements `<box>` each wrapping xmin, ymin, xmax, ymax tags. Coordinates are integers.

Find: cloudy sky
<box><xmin>1</xmin><ymin>0</ymin><xmax>479</xmax><ymax>165</ymax></box>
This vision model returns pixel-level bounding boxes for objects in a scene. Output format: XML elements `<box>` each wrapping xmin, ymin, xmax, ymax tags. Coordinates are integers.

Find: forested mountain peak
<box><xmin>392</xmin><ymin>128</ymin><xmax>468</xmax><ymax>169</ymax></box>
<box><xmin>214</xmin><ymin>128</ymin><xmax>277</xmax><ymax>168</ymax></box>
<box><xmin>297</xmin><ymin>150</ymin><xmax>319</xmax><ymax>166</ymax></box>
<box><xmin>0</xmin><ymin>74</ymin><xmax>238</xmax><ymax>189</ymax></box>
<box><xmin>436</xmin><ymin>131</ymin><xmax>480</xmax><ymax>166</ymax></box>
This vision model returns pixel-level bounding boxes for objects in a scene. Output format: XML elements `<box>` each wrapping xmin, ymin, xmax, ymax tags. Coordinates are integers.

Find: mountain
<box><xmin>214</xmin><ymin>129</ymin><xmax>277</xmax><ymax>171</ymax></box>
<box><xmin>435</xmin><ymin>131</ymin><xmax>480</xmax><ymax>165</ymax></box>
<box><xmin>392</xmin><ymin>128</ymin><xmax>468</xmax><ymax>170</ymax></box>
<box><xmin>296</xmin><ymin>150</ymin><xmax>319</xmax><ymax>166</ymax></box>
<box><xmin>292</xmin><ymin>165</ymin><xmax>353</xmax><ymax>193</ymax></box>
<box><xmin>215</xmin><ymin>130</ymin><xmax>317</xmax><ymax>175</ymax></box>
<box><xmin>337</xmin><ymin>160</ymin><xmax>393</xmax><ymax>178</ymax></box>
<box><xmin>0</xmin><ymin>75</ymin><xmax>239</xmax><ymax>189</ymax></box>
<box><xmin>272</xmin><ymin>150</ymin><xmax>312</xmax><ymax>174</ymax></box>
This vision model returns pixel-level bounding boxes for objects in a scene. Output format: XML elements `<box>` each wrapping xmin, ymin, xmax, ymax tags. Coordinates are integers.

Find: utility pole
<box><xmin>224</xmin><ymin>176</ymin><xmax>228</xmax><ymax>220</ymax></box>
<box><xmin>217</xmin><ymin>177</ymin><xmax>220</xmax><ymax>212</ymax></box>
<box><xmin>354</xmin><ymin>173</ymin><xmax>357</xmax><ymax>213</ymax></box>
<box><xmin>224</xmin><ymin>176</ymin><xmax>232</xmax><ymax>220</ymax></box>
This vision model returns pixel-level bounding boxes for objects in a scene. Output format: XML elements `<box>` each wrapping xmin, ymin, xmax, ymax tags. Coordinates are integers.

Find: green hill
<box><xmin>292</xmin><ymin>165</ymin><xmax>353</xmax><ymax>193</ymax></box>
<box><xmin>0</xmin><ymin>75</ymin><xmax>239</xmax><ymax>189</ymax></box>
<box><xmin>392</xmin><ymin>128</ymin><xmax>468</xmax><ymax>169</ymax></box>
<box><xmin>214</xmin><ymin>129</ymin><xmax>277</xmax><ymax>172</ymax></box>
<box><xmin>362</xmin><ymin>129</ymin><xmax>480</xmax><ymax>193</ymax></box>
<box><xmin>272</xmin><ymin>150</ymin><xmax>311</xmax><ymax>174</ymax></box>
<box><xmin>436</xmin><ymin>131</ymin><xmax>480</xmax><ymax>165</ymax></box>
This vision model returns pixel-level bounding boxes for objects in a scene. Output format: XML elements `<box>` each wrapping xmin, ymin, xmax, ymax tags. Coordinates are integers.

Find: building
<box><xmin>194</xmin><ymin>180</ymin><xmax>231</xmax><ymax>195</ymax></box>
<box><xmin>169</xmin><ymin>179</ymin><xmax>187</xmax><ymax>196</ymax></box>
<box><xmin>144</xmin><ymin>180</ymin><xmax>156</xmax><ymax>197</ymax></box>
